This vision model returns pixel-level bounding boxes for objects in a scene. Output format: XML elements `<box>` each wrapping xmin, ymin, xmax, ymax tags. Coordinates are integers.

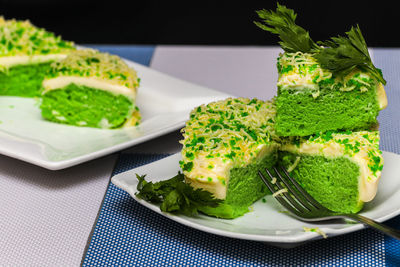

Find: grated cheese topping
<box><xmin>277</xmin><ymin>52</ymin><xmax>377</xmax><ymax>97</ymax></box>
<box><xmin>287</xmin><ymin>156</ymin><xmax>301</xmax><ymax>172</ymax></box>
<box><xmin>303</xmin><ymin>227</ymin><xmax>327</xmax><ymax>239</ymax></box>
<box><xmin>45</xmin><ymin>49</ymin><xmax>140</xmax><ymax>89</ymax></box>
<box><xmin>0</xmin><ymin>17</ymin><xmax>75</xmax><ymax>58</ymax></box>
<box><xmin>272</xmin><ymin>188</ymin><xmax>288</xmax><ymax>197</ymax></box>
<box><xmin>180</xmin><ymin>98</ymin><xmax>277</xmax><ymax>197</ymax></box>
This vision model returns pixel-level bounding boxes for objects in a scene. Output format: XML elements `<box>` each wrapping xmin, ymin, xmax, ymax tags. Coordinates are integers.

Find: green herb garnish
<box><xmin>315</xmin><ymin>25</ymin><xmax>386</xmax><ymax>85</ymax></box>
<box><xmin>135</xmin><ymin>173</ymin><xmax>222</xmax><ymax>216</ymax></box>
<box><xmin>254</xmin><ymin>3</ymin><xmax>386</xmax><ymax>85</ymax></box>
<box><xmin>254</xmin><ymin>3</ymin><xmax>319</xmax><ymax>53</ymax></box>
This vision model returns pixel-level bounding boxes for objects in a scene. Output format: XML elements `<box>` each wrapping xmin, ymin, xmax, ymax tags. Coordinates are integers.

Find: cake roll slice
<box><xmin>279</xmin><ymin>130</ymin><xmax>383</xmax><ymax>213</ymax></box>
<box><xmin>275</xmin><ymin>52</ymin><xmax>387</xmax><ymax>136</ymax></box>
<box><xmin>40</xmin><ymin>49</ymin><xmax>140</xmax><ymax>129</ymax></box>
<box><xmin>0</xmin><ymin>17</ymin><xmax>75</xmax><ymax>97</ymax></box>
<box><xmin>180</xmin><ymin>98</ymin><xmax>279</xmax><ymax>219</ymax></box>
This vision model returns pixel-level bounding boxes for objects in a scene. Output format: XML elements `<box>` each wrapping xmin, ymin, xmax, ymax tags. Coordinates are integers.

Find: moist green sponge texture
<box><xmin>40</xmin><ymin>83</ymin><xmax>134</xmax><ymax>128</ymax></box>
<box><xmin>279</xmin><ymin>151</ymin><xmax>363</xmax><ymax>214</ymax></box>
<box><xmin>275</xmin><ymin>86</ymin><xmax>379</xmax><ymax>136</ymax></box>
<box><xmin>199</xmin><ymin>151</ymin><xmax>277</xmax><ymax>219</ymax></box>
<box><xmin>0</xmin><ymin>62</ymin><xmax>51</xmax><ymax>97</ymax></box>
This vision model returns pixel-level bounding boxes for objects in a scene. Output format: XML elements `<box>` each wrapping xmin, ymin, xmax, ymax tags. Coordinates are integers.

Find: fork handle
<box><xmin>344</xmin><ymin>213</ymin><xmax>400</xmax><ymax>240</ymax></box>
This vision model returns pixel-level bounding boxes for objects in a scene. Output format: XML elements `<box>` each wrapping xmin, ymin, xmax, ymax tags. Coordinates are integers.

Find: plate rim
<box><xmin>111</xmin><ymin>150</ymin><xmax>400</xmax><ymax>245</ymax></box>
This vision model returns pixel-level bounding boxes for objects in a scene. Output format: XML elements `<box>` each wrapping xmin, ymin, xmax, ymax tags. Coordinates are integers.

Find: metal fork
<box><xmin>258</xmin><ymin>165</ymin><xmax>400</xmax><ymax>240</ymax></box>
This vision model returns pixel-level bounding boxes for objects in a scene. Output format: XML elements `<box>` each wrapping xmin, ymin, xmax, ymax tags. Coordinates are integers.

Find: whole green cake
<box><xmin>279</xmin><ymin>131</ymin><xmax>383</xmax><ymax>213</ymax></box>
<box><xmin>40</xmin><ymin>49</ymin><xmax>141</xmax><ymax>129</ymax></box>
<box><xmin>180</xmin><ymin>98</ymin><xmax>278</xmax><ymax>218</ymax></box>
<box><xmin>0</xmin><ymin>17</ymin><xmax>75</xmax><ymax>97</ymax></box>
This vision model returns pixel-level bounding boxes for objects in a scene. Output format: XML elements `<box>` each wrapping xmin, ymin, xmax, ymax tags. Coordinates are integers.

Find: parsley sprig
<box><xmin>254</xmin><ymin>3</ymin><xmax>386</xmax><ymax>85</ymax></box>
<box><xmin>254</xmin><ymin>4</ymin><xmax>319</xmax><ymax>53</ymax></box>
<box><xmin>135</xmin><ymin>172</ymin><xmax>222</xmax><ymax>216</ymax></box>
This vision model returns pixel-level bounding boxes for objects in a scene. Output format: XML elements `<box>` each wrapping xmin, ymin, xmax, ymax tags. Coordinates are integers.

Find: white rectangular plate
<box><xmin>112</xmin><ymin>151</ymin><xmax>400</xmax><ymax>248</ymax></box>
<box><xmin>0</xmin><ymin>59</ymin><xmax>232</xmax><ymax>170</ymax></box>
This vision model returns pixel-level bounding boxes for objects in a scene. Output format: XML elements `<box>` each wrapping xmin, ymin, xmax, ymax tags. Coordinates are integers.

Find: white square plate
<box><xmin>0</xmin><ymin>59</ymin><xmax>232</xmax><ymax>170</ymax></box>
<box><xmin>112</xmin><ymin>151</ymin><xmax>400</xmax><ymax>248</ymax></box>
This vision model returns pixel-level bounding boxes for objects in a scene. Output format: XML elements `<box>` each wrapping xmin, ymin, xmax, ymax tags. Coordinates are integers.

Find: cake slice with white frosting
<box><xmin>40</xmin><ymin>49</ymin><xmax>141</xmax><ymax>128</ymax></box>
<box><xmin>275</xmin><ymin>52</ymin><xmax>387</xmax><ymax>136</ymax></box>
<box><xmin>279</xmin><ymin>130</ymin><xmax>383</xmax><ymax>213</ymax></box>
<box><xmin>180</xmin><ymin>97</ymin><xmax>279</xmax><ymax>218</ymax></box>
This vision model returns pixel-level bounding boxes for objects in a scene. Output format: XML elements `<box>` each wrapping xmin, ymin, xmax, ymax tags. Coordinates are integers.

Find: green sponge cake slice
<box><xmin>255</xmin><ymin>3</ymin><xmax>387</xmax><ymax>136</ymax></box>
<box><xmin>275</xmin><ymin>52</ymin><xmax>387</xmax><ymax>136</ymax></box>
<box><xmin>180</xmin><ymin>98</ymin><xmax>278</xmax><ymax>219</ymax></box>
<box><xmin>0</xmin><ymin>17</ymin><xmax>75</xmax><ymax>97</ymax></box>
<box><xmin>40</xmin><ymin>49</ymin><xmax>141</xmax><ymax>129</ymax></box>
<box><xmin>279</xmin><ymin>131</ymin><xmax>383</xmax><ymax>213</ymax></box>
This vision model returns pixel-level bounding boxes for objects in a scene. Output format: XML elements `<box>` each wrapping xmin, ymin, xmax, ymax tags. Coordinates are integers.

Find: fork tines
<box><xmin>258</xmin><ymin>165</ymin><xmax>326</xmax><ymax>217</ymax></box>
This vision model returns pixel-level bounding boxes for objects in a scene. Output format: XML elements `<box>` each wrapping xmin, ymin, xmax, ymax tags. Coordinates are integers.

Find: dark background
<box><xmin>1</xmin><ymin>0</ymin><xmax>398</xmax><ymax>47</ymax></box>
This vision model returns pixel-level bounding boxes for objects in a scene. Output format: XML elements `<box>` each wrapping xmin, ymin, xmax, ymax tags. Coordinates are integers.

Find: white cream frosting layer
<box><xmin>279</xmin><ymin>72</ymin><xmax>388</xmax><ymax>110</ymax></box>
<box><xmin>187</xmin><ymin>156</ymin><xmax>232</xmax><ymax>199</ymax></box>
<box><xmin>280</xmin><ymin>139</ymin><xmax>382</xmax><ymax>203</ymax></box>
<box><xmin>187</xmin><ymin>143</ymin><xmax>278</xmax><ymax>199</ymax></box>
<box><xmin>0</xmin><ymin>54</ymin><xmax>67</xmax><ymax>68</ymax></box>
<box><xmin>278</xmin><ymin>73</ymin><xmax>319</xmax><ymax>91</ymax></box>
<box><xmin>42</xmin><ymin>76</ymin><xmax>136</xmax><ymax>100</ymax></box>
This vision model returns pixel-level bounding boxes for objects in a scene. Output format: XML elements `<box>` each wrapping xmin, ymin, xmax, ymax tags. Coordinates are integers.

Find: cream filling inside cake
<box><xmin>186</xmin><ymin>143</ymin><xmax>277</xmax><ymax>199</ymax></box>
<box><xmin>279</xmin><ymin>72</ymin><xmax>387</xmax><ymax>109</ymax></box>
<box><xmin>278</xmin><ymin>73</ymin><xmax>318</xmax><ymax>91</ymax></box>
<box><xmin>42</xmin><ymin>76</ymin><xmax>136</xmax><ymax>100</ymax></box>
<box><xmin>0</xmin><ymin>54</ymin><xmax>68</xmax><ymax>68</ymax></box>
<box><xmin>280</xmin><ymin>141</ymin><xmax>382</xmax><ymax>202</ymax></box>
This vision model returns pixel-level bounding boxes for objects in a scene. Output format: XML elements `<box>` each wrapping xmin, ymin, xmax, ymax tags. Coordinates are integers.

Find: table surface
<box><xmin>1</xmin><ymin>45</ymin><xmax>400</xmax><ymax>266</ymax></box>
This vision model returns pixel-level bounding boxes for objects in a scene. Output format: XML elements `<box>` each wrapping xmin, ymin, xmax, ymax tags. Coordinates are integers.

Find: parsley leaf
<box><xmin>254</xmin><ymin>3</ymin><xmax>319</xmax><ymax>53</ymax></box>
<box><xmin>315</xmin><ymin>25</ymin><xmax>386</xmax><ymax>85</ymax></box>
<box><xmin>135</xmin><ymin>172</ymin><xmax>222</xmax><ymax>216</ymax></box>
<box><xmin>254</xmin><ymin>3</ymin><xmax>386</xmax><ymax>85</ymax></box>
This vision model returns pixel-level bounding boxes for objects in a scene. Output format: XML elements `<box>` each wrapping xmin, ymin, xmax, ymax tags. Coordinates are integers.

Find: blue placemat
<box><xmin>86</xmin><ymin>44</ymin><xmax>155</xmax><ymax>66</ymax></box>
<box><xmin>82</xmin><ymin>48</ymin><xmax>400</xmax><ymax>266</ymax></box>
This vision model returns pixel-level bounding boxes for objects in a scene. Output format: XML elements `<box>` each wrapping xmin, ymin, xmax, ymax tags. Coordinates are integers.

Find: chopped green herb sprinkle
<box><xmin>277</xmin><ymin>52</ymin><xmax>376</xmax><ymax>94</ymax></box>
<box><xmin>0</xmin><ymin>17</ymin><xmax>75</xmax><ymax>57</ymax></box>
<box><xmin>180</xmin><ymin>97</ymin><xmax>277</xmax><ymax>183</ymax></box>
